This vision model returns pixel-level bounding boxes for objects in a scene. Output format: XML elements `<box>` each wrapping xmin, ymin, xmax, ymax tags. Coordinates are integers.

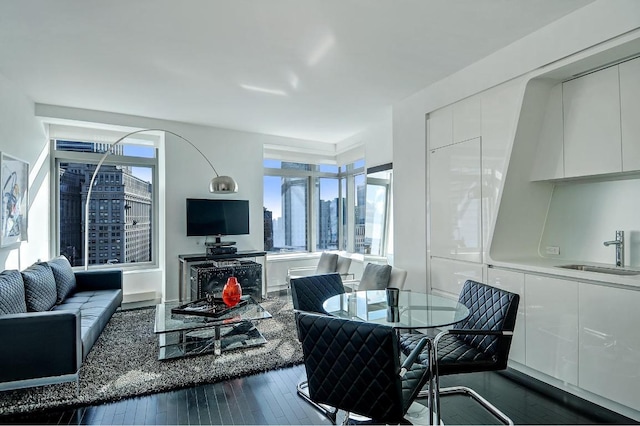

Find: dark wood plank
<box><xmin>1</xmin><ymin>364</ymin><xmax>636</xmax><ymax>425</ymax></box>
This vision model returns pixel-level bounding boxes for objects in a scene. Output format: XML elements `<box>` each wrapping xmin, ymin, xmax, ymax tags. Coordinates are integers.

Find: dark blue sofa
<box><xmin>0</xmin><ymin>258</ymin><xmax>122</xmax><ymax>391</ymax></box>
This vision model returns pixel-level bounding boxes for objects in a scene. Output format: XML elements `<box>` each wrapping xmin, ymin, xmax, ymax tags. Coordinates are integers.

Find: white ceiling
<box><xmin>0</xmin><ymin>0</ymin><xmax>593</xmax><ymax>143</ymax></box>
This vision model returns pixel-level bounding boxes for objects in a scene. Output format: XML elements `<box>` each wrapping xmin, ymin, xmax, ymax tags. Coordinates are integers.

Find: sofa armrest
<box><xmin>0</xmin><ymin>310</ymin><xmax>81</xmax><ymax>383</ymax></box>
<box><xmin>75</xmin><ymin>269</ymin><xmax>123</xmax><ymax>291</ymax></box>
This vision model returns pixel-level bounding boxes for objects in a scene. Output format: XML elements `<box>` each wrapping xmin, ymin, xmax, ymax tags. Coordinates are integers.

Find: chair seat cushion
<box><xmin>400</xmin><ymin>332</ymin><xmax>498</xmax><ymax>375</ymax></box>
<box><xmin>401</xmin><ymin>362</ymin><xmax>430</xmax><ymax>413</ymax></box>
<box><xmin>53</xmin><ymin>289</ymin><xmax>122</xmax><ymax>360</ymax></box>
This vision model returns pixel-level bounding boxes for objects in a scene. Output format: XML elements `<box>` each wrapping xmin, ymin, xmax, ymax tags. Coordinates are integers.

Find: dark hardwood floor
<box><xmin>1</xmin><ymin>364</ymin><xmax>636</xmax><ymax>425</ymax></box>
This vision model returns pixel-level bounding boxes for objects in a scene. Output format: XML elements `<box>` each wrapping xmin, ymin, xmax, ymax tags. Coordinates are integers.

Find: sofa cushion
<box><xmin>53</xmin><ymin>289</ymin><xmax>123</xmax><ymax>360</ymax></box>
<box><xmin>48</xmin><ymin>256</ymin><xmax>77</xmax><ymax>303</ymax></box>
<box><xmin>21</xmin><ymin>263</ymin><xmax>58</xmax><ymax>312</ymax></box>
<box><xmin>0</xmin><ymin>270</ymin><xmax>27</xmax><ymax>315</ymax></box>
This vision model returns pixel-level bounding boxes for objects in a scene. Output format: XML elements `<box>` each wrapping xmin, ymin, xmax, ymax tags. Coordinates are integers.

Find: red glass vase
<box><xmin>222</xmin><ymin>276</ymin><xmax>242</xmax><ymax>307</ymax></box>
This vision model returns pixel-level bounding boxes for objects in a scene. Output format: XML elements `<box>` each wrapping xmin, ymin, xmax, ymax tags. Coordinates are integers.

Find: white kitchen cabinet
<box><xmin>579</xmin><ymin>283</ymin><xmax>640</xmax><ymax>410</ymax></box>
<box><xmin>429</xmin><ymin>94</ymin><xmax>481</xmax><ymax>150</ymax></box>
<box><xmin>452</xmin><ymin>95</ymin><xmax>482</xmax><ymax>144</ymax></box>
<box><xmin>620</xmin><ymin>57</ymin><xmax>640</xmax><ymax>172</ymax></box>
<box><xmin>429</xmin><ymin>138</ymin><xmax>482</xmax><ymax>263</ymax></box>
<box><xmin>530</xmin><ymin>83</ymin><xmax>564</xmax><ymax>181</ymax></box>
<box><xmin>563</xmin><ymin>66</ymin><xmax>622</xmax><ymax>177</ymax></box>
<box><xmin>429</xmin><ymin>257</ymin><xmax>483</xmax><ymax>298</ymax></box>
<box><xmin>487</xmin><ymin>268</ymin><xmax>526</xmax><ymax>365</ymax></box>
<box><xmin>525</xmin><ymin>274</ymin><xmax>578</xmax><ymax>385</ymax></box>
<box><xmin>429</xmin><ymin>105</ymin><xmax>453</xmax><ymax>150</ymax></box>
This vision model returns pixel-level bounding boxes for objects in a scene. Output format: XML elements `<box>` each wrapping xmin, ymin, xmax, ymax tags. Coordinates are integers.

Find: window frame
<box><xmin>51</xmin><ymin>140</ymin><xmax>159</xmax><ymax>270</ymax></box>
<box><xmin>263</xmin><ymin>160</ymin><xmax>365</xmax><ymax>254</ymax></box>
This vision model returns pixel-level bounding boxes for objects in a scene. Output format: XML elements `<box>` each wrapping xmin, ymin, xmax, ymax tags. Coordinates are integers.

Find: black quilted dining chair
<box><xmin>290</xmin><ymin>273</ymin><xmax>345</xmax><ymax>422</ymax></box>
<box><xmin>290</xmin><ymin>272</ymin><xmax>345</xmax><ymax>314</ymax></box>
<box><xmin>400</xmin><ymin>280</ymin><xmax>520</xmax><ymax>425</ymax></box>
<box><xmin>297</xmin><ymin>311</ymin><xmax>432</xmax><ymax>424</ymax></box>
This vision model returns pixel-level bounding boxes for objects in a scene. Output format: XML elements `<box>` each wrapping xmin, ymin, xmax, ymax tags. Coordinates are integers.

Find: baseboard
<box><xmin>499</xmin><ymin>367</ymin><xmax>638</xmax><ymax>424</ymax></box>
<box><xmin>122</xmin><ymin>291</ymin><xmax>156</xmax><ymax>303</ymax></box>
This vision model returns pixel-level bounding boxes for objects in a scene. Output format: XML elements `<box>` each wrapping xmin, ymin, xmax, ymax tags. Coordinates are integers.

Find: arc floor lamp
<box><xmin>83</xmin><ymin>128</ymin><xmax>238</xmax><ymax>270</ymax></box>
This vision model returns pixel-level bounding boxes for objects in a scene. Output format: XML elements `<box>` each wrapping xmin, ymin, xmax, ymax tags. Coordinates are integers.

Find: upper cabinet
<box><xmin>532</xmin><ymin>57</ymin><xmax>640</xmax><ymax>181</ymax></box>
<box><xmin>429</xmin><ymin>106</ymin><xmax>453</xmax><ymax>150</ymax></box>
<box><xmin>563</xmin><ymin>66</ymin><xmax>622</xmax><ymax>178</ymax></box>
<box><xmin>429</xmin><ymin>94</ymin><xmax>481</xmax><ymax>150</ymax></box>
<box><xmin>620</xmin><ymin>57</ymin><xmax>640</xmax><ymax>172</ymax></box>
<box><xmin>452</xmin><ymin>95</ymin><xmax>482</xmax><ymax>144</ymax></box>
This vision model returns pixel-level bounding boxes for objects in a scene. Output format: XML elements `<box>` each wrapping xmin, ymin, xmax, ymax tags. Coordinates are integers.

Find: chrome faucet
<box><xmin>603</xmin><ymin>230</ymin><xmax>624</xmax><ymax>267</ymax></box>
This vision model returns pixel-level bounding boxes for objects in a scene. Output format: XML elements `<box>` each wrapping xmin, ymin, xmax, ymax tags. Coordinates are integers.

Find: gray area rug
<box><xmin>0</xmin><ymin>297</ymin><xmax>302</xmax><ymax>416</ymax></box>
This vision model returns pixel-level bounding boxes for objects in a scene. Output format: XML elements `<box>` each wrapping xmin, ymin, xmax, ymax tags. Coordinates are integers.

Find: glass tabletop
<box><xmin>155</xmin><ymin>296</ymin><xmax>272</xmax><ymax>334</ymax></box>
<box><xmin>323</xmin><ymin>290</ymin><xmax>469</xmax><ymax>329</ymax></box>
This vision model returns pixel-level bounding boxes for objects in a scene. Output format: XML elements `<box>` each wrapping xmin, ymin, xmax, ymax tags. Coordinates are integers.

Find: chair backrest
<box><xmin>315</xmin><ymin>252</ymin><xmax>339</xmax><ymax>274</ymax></box>
<box><xmin>297</xmin><ymin>311</ymin><xmax>405</xmax><ymax>423</ymax></box>
<box><xmin>358</xmin><ymin>263</ymin><xmax>392</xmax><ymax>290</ymax></box>
<box><xmin>455</xmin><ymin>280</ymin><xmax>519</xmax><ymax>364</ymax></box>
<box><xmin>336</xmin><ymin>256</ymin><xmax>352</xmax><ymax>275</ymax></box>
<box><xmin>290</xmin><ymin>273</ymin><xmax>345</xmax><ymax>314</ymax></box>
<box><xmin>388</xmin><ymin>267</ymin><xmax>407</xmax><ymax>290</ymax></box>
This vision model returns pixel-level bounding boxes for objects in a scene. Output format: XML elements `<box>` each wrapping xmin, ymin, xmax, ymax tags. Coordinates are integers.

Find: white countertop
<box><xmin>488</xmin><ymin>257</ymin><xmax>640</xmax><ymax>290</ymax></box>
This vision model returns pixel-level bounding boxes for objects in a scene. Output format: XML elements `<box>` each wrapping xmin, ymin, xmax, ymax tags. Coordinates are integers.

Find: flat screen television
<box><xmin>186</xmin><ymin>198</ymin><xmax>249</xmax><ymax>239</ymax></box>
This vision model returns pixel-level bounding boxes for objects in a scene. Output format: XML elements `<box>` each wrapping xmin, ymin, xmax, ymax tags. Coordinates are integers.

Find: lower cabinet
<box><xmin>525</xmin><ymin>274</ymin><xmax>579</xmax><ymax>386</ymax></box>
<box><xmin>487</xmin><ymin>268</ymin><xmax>640</xmax><ymax>416</ymax></box>
<box><xmin>487</xmin><ymin>268</ymin><xmax>526</xmax><ymax>365</ymax></box>
<box><xmin>579</xmin><ymin>283</ymin><xmax>640</xmax><ymax>410</ymax></box>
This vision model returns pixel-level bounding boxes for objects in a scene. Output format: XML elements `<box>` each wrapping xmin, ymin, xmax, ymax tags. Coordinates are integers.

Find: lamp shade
<box><xmin>210</xmin><ymin>175</ymin><xmax>238</xmax><ymax>193</ymax></box>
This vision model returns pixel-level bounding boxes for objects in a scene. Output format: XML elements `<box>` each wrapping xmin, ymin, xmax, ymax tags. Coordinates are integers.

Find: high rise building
<box><xmin>57</xmin><ymin>141</ymin><xmax>152</xmax><ymax>266</ymax></box>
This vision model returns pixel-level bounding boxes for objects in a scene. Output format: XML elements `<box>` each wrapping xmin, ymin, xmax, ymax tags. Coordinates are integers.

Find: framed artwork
<box><xmin>1</xmin><ymin>152</ymin><xmax>29</xmax><ymax>247</ymax></box>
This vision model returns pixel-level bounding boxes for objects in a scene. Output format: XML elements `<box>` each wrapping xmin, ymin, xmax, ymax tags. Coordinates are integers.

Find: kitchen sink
<box><xmin>557</xmin><ymin>264</ymin><xmax>640</xmax><ymax>276</ymax></box>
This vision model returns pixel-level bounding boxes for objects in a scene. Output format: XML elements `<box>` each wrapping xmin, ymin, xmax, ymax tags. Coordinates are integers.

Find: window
<box><xmin>263</xmin><ymin>159</ymin><xmax>364</xmax><ymax>254</ymax></box>
<box><xmin>53</xmin><ymin>139</ymin><xmax>156</xmax><ymax>268</ymax></box>
<box><xmin>365</xmin><ymin>168</ymin><xmax>392</xmax><ymax>256</ymax></box>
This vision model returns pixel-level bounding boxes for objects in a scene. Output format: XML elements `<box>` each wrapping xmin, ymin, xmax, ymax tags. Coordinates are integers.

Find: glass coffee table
<box><xmin>154</xmin><ymin>296</ymin><xmax>272</xmax><ymax>360</ymax></box>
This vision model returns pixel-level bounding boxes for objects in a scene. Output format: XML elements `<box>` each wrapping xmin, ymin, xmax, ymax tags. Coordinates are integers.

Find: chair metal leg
<box><xmin>297</xmin><ymin>380</ymin><xmax>338</xmax><ymax>424</ymax></box>
<box><xmin>438</xmin><ymin>386</ymin><xmax>514</xmax><ymax>425</ymax></box>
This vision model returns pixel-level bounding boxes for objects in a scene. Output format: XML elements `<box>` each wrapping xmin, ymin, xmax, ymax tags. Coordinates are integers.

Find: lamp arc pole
<box><xmin>83</xmin><ymin>128</ymin><xmax>237</xmax><ymax>270</ymax></box>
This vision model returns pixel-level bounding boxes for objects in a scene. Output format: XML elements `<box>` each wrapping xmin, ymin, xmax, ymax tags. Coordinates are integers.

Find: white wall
<box><xmin>0</xmin><ymin>73</ymin><xmax>49</xmax><ymax>270</ymax></box>
<box><xmin>393</xmin><ymin>0</ymin><xmax>640</xmax><ymax>288</ymax></box>
<box><xmin>338</xmin><ymin>117</ymin><xmax>393</xmax><ymax>169</ymax></box>
<box><xmin>35</xmin><ymin>104</ymin><xmax>323</xmax><ymax>302</ymax></box>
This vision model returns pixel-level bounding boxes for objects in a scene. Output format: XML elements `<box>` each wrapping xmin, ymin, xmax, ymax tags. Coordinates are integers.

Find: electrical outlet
<box><xmin>545</xmin><ymin>246</ymin><xmax>560</xmax><ymax>255</ymax></box>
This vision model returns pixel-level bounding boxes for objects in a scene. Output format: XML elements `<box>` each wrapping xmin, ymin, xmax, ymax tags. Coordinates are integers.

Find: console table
<box><xmin>178</xmin><ymin>251</ymin><xmax>267</xmax><ymax>301</ymax></box>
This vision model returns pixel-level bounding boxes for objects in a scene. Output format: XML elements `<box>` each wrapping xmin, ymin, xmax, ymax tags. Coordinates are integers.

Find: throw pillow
<box><xmin>359</xmin><ymin>263</ymin><xmax>392</xmax><ymax>291</ymax></box>
<box><xmin>0</xmin><ymin>270</ymin><xmax>27</xmax><ymax>315</ymax></box>
<box><xmin>21</xmin><ymin>263</ymin><xmax>57</xmax><ymax>312</ymax></box>
<box><xmin>48</xmin><ymin>255</ymin><xmax>77</xmax><ymax>303</ymax></box>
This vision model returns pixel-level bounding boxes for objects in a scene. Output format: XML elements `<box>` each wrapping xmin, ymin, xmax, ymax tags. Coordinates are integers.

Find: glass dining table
<box><xmin>322</xmin><ymin>289</ymin><xmax>469</xmax><ymax>330</ymax></box>
<box><xmin>322</xmin><ymin>289</ymin><xmax>470</xmax><ymax>424</ymax></box>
